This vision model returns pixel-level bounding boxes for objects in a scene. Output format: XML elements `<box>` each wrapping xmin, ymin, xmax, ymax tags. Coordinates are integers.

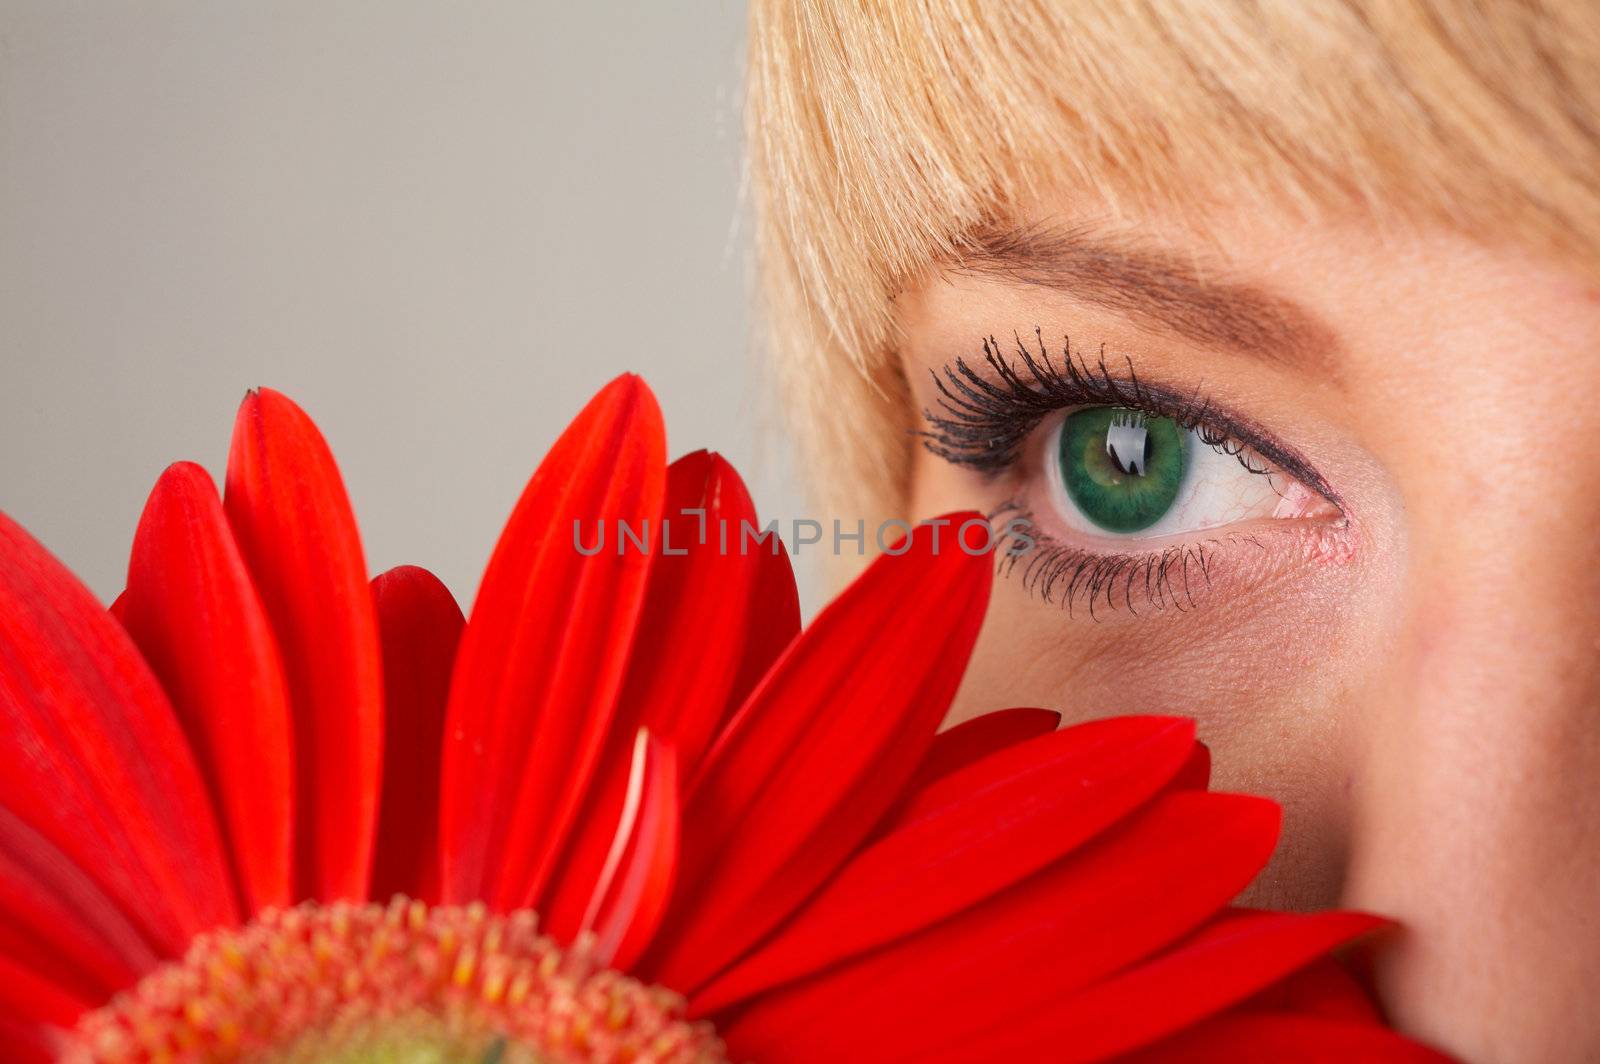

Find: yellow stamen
<box><xmin>67</xmin><ymin>898</ymin><xmax>726</xmax><ymax>1064</ymax></box>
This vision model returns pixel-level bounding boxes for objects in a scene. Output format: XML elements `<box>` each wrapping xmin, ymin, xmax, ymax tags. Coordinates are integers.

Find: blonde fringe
<box><xmin>746</xmin><ymin>0</ymin><xmax>1600</xmax><ymax>551</ymax></box>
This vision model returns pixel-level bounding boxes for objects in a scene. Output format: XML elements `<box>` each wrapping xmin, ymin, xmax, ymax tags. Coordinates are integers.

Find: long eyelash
<box><xmin>993</xmin><ymin>500</ymin><xmax>1249</xmax><ymax>618</ymax></box>
<box><xmin>919</xmin><ymin>329</ymin><xmax>1330</xmax><ymax>498</ymax></box>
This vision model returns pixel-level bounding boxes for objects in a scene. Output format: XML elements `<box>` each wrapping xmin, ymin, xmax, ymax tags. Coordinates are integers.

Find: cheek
<box><xmin>943</xmin><ymin>546</ymin><xmax>1367</xmax><ymax>910</ymax></box>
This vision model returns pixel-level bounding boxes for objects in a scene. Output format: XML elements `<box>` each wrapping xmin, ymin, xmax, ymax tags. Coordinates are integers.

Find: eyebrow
<box><xmin>948</xmin><ymin>222</ymin><xmax>1341</xmax><ymax>379</ymax></box>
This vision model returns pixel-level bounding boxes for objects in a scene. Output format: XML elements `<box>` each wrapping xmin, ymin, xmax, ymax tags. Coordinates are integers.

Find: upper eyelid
<box><xmin>919</xmin><ymin>332</ymin><xmax>1203</xmax><ymax>473</ymax></box>
<box><xmin>918</xmin><ymin>330</ymin><xmax>1341</xmax><ymax>508</ymax></box>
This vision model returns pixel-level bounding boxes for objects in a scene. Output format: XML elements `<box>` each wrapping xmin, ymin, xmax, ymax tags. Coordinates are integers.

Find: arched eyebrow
<box><xmin>949</xmin><ymin>222</ymin><xmax>1342</xmax><ymax>380</ymax></box>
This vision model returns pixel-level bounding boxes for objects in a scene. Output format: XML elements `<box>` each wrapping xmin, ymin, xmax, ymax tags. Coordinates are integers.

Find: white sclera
<box><xmin>1043</xmin><ymin>418</ymin><xmax>1289</xmax><ymax>539</ymax></box>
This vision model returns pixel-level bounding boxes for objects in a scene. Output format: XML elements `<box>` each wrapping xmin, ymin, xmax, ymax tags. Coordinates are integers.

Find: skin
<box><xmin>894</xmin><ymin>206</ymin><xmax>1600</xmax><ymax>1062</ymax></box>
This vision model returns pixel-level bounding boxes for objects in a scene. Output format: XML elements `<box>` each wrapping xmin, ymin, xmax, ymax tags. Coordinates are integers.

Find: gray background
<box><xmin>0</xmin><ymin>1</ymin><xmax>811</xmax><ymax>609</ymax></box>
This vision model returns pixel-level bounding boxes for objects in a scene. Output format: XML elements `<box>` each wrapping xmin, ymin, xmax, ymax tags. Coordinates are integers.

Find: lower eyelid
<box><xmin>993</xmin><ymin>512</ymin><xmax>1349</xmax><ymax>617</ymax></box>
<box><xmin>994</xmin><ymin>509</ymin><xmax>1229</xmax><ymax>616</ymax></box>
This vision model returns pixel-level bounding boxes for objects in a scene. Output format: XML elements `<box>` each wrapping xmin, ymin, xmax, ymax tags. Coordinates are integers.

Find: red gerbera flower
<box><xmin>0</xmin><ymin>376</ymin><xmax>1445</xmax><ymax>1062</ymax></box>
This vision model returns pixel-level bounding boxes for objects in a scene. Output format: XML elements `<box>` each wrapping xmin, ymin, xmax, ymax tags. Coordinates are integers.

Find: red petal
<box><xmin>1167</xmin><ymin>739</ymin><xmax>1212</xmax><ymax>791</ymax></box>
<box><xmin>1240</xmin><ymin>955</ymin><xmax>1380</xmax><ymax>1023</ymax></box>
<box><xmin>0</xmin><ymin>951</ymin><xmax>90</xmax><ymax>1032</ymax></box>
<box><xmin>584</xmin><ymin>731</ymin><xmax>679</xmax><ymax>971</ymax></box>
<box><xmin>224</xmin><ymin>389</ymin><xmax>383</xmax><ymax>902</ymax></box>
<box><xmin>694</xmin><ymin>716</ymin><xmax>1197</xmax><ymax>1013</ymax></box>
<box><xmin>1116</xmin><ymin>1011</ymin><xmax>1452</xmax><ymax>1062</ymax></box>
<box><xmin>722</xmin><ymin>527</ymin><xmax>801</xmax><ymax>718</ymax></box>
<box><xmin>0</xmin><ymin>805</ymin><xmax>160</xmax><ymax>1007</ymax></box>
<box><xmin>951</xmin><ymin>909</ymin><xmax>1392</xmax><ymax>1062</ymax></box>
<box><xmin>903</xmin><ymin>707</ymin><xmax>1062</xmax><ymax>795</ymax></box>
<box><xmin>626</xmin><ymin>452</ymin><xmax>764</xmax><ymax>773</ymax></box>
<box><xmin>120</xmin><ymin>461</ymin><xmax>294</xmax><ymax>912</ymax></box>
<box><xmin>541</xmin><ymin>451</ymin><xmax>758</xmax><ymax>942</ymax></box>
<box><xmin>369</xmin><ymin>566</ymin><xmax>464</xmax><ymax>904</ymax></box>
<box><xmin>719</xmin><ymin>791</ymin><xmax>1279</xmax><ymax>1062</ymax></box>
<box><xmin>0</xmin><ymin>1012</ymin><xmax>60</xmax><ymax>1064</ymax></box>
<box><xmin>645</xmin><ymin>517</ymin><xmax>993</xmax><ymax>993</ymax></box>
<box><xmin>0</xmin><ymin>513</ymin><xmax>236</xmax><ymax>958</ymax></box>
<box><xmin>438</xmin><ymin>375</ymin><xmax>666</xmax><ymax>910</ymax></box>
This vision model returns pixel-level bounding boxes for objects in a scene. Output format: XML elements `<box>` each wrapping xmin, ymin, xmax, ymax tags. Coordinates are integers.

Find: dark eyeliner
<box><xmin>918</xmin><ymin>329</ymin><xmax>1342</xmax><ymax>511</ymax></box>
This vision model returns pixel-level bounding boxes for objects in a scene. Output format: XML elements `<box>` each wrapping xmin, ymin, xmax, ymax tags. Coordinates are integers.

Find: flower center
<box><xmin>67</xmin><ymin>897</ymin><xmax>726</xmax><ymax>1063</ymax></box>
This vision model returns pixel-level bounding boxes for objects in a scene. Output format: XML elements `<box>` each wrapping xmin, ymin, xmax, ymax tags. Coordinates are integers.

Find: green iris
<box><xmin>1058</xmin><ymin>407</ymin><xmax>1188</xmax><ymax>533</ymax></box>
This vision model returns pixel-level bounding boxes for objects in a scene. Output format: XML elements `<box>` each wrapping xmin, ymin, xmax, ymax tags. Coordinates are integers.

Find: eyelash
<box><xmin>921</xmin><ymin>329</ymin><xmax>1323</xmax><ymax>487</ymax></box>
<box><xmin>990</xmin><ymin>498</ymin><xmax>1242</xmax><ymax>619</ymax></box>
<box><xmin>919</xmin><ymin>330</ymin><xmax>1337</xmax><ymax>615</ymax></box>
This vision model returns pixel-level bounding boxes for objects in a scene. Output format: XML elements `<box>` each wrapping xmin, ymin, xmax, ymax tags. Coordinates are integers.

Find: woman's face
<box><xmin>896</xmin><ymin>206</ymin><xmax>1600</xmax><ymax>1061</ymax></box>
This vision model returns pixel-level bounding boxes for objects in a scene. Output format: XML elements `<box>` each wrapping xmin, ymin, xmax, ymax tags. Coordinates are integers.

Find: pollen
<box><xmin>66</xmin><ymin>897</ymin><xmax>727</xmax><ymax>1064</ymax></box>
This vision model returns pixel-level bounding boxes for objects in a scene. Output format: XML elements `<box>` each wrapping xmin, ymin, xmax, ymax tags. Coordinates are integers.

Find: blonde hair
<box><xmin>745</xmin><ymin>0</ymin><xmax>1600</xmax><ymax>540</ymax></box>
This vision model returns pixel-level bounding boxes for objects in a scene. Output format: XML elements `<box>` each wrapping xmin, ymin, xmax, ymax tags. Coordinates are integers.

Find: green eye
<box><xmin>1057</xmin><ymin>407</ymin><xmax>1189</xmax><ymax>533</ymax></box>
